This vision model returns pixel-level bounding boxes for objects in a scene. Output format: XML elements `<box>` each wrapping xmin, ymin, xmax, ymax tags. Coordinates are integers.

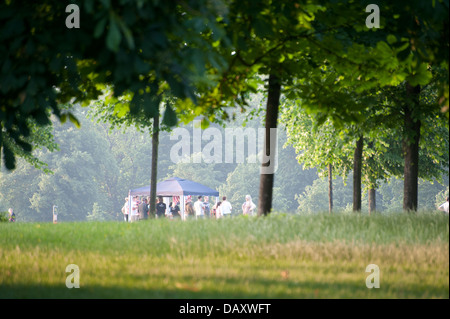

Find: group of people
<box><xmin>121</xmin><ymin>194</ymin><xmax>257</xmax><ymax>221</ymax></box>
<box><xmin>187</xmin><ymin>195</ymin><xmax>233</xmax><ymax>219</ymax></box>
<box><xmin>121</xmin><ymin>196</ymin><xmax>172</xmax><ymax>222</ymax></box>
<box><xmin>175</xmin><ymin>194</ymin><xmax>258</xmax><ymax>219</ymax></box>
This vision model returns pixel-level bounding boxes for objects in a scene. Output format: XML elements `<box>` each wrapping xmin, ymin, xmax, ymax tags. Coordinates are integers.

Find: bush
<box><xmin>0</xmin><ymin>212</ymin><xmax>9</xmax><ymax>222</ymax></box>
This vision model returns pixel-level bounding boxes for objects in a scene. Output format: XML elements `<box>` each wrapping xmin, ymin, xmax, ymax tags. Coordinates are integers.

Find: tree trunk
<box><xmin>0</xmin><ymin>126</ymin><xmax>2</xmax><ymax>169</ymax></box>
<box><xmin>328</xmin><ymin>163</ymin><xmax>333</xmax><ymax>214</ymax></box>
<box><xmin>403</xmin><ymin>83</ymin><xmax>421</xmax><ymax>212</ymax></box>
<box><xmin>149</xmin><ymin>109</ymin><xmax>160</xmax><ymax>217</ymax></box>
<box><xmin>353</xmin><ymin>136</ymin><xmax>364</xmax><ymax>212</ymax></box>
<box><xmin>368</xmin><ymin>188</ymin><xmax>376</xmax><ymax>215</ymax></box>
<box><xmin>367</xmin><ymin>141</ymin><xmax>376</xmax><ymax>215</ymax></box>
<box><xmin>258</xmin><ymin>73</ymin><xmax>281</xmax><ymax>216</ymax></box>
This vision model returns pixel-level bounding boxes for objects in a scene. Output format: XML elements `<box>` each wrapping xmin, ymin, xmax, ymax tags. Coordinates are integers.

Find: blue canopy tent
<box><xmin>129</xmin><ymin>177</ymin><xmax>219</xmax><ymax>220</ymax></box>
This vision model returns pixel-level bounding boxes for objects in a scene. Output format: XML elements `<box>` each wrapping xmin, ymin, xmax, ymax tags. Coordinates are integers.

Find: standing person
<box><xmin>138</xmin><ymin>198</ymin><xmax>149</xmax><ymax>220</ymax></box>
<box><xmin>130</xmin><ymin>196</ymin><xmax>140</xmax><ymax>222</ymax></box>
<box><xmin>211</xmin><ymin>200</ymin><xmax>217</xmax><ymax>219</ymax></box>
<box><xmin>214</xmin><ymin>201</ymin><xmax>222</xmax><ymax>219</ymax></box>
<box><xmin>122</xmin><ymin>197</ymin><xmax>130</xmax><ymax>222</ymax></box>
<box><xmin>438</xmin><ymin>197</ymin><xmax>449</xmax><ymax>214</ymax></box>
<box><xmin>194</xmin><ymin>196</ymin><xmax>205</xmax><ymax>219</ymax></box>
<box><xmin>203</xmin><ymin>196</ymin><xmax>211</xmax><ymax>218</ymax></box>
<box><xmin>242</xmin><ymin>195</ymin><xmax>257</xmax><ymax>216</ymax></box>
<box><xmin>185</xmin><ymin>201</ymin><xmax>195</xmax><ymax>220</ymax></box>
<box><xmin>221</xmin><ymin>196</ymin><xmax>232</xmax><ymax>218</ymax></box>
<box><xmin>156</xmin><ymin>196</ymin><xmax>167</xmax><ymax>219</ymax></box>
<box><xmin>170</xmin><ymin>201</ymin><xmax>181</xmax><ymax>219</ymax></box>
<box><xmin>8</xmin><ymin>208</ymin><xmax>15</xmax><ymax>222</ymax></box>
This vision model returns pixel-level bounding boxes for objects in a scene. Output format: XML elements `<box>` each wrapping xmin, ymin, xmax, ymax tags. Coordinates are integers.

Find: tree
<box><xmin>1</xmin><ymin>0</ymin><xmax>229</xmax><ymax>170</ymax></box>
<box><xmin>368</xmin><ymin>76</ymin><xmax>449</xmax><ymax>211</ymax></box>
<box><xmin>297</xmin><ymin>174</ymin><xmax>353</xmax><ymax>214</ymax></box>
<box><xmin>193</xmin><ymin>0</ymin><xmax>449</xmax><ymax>216</ymax></box>
<box><xmin>0</xmin><ymin>109</ymin><xmax>119</xmax><ymax>221</ymax></box>
<box><xmin>3</xmin><ymin>1</ymin><xmax>447</xmax><ymax>217</ymax></box>
<box><xmin>281</xmin><ymin>104</ymin><xmax>354</xmax><ymax>213</ymax></box>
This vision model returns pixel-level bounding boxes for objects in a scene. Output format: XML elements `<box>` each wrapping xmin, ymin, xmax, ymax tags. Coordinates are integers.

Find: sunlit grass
<box><xmin>0</xmin><ymin>212</ymin><xmax>448</xmax><ymax>298</ymax></box>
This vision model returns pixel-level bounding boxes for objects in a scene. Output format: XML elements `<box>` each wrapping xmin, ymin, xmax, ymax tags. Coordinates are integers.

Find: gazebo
<box><xmin>128</xmin><ymin>177</ymin><xmax>219</xmax><ymax>220</ymax></box>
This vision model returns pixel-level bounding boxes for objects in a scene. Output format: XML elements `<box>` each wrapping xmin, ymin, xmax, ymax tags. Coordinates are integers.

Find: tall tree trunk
<box><xmin>367</xmin><ymin>141</ymin><xmax>376</xmax><ymax>215</ymax></box>
<box><xmin>403</xmin><ymin>83</ymin><xmax>421</xmax><ymax>212</ymax></box>
<box><xmin>258</xmin><ymin>73</ymin><xmax>281</xmax><ymax>216</ymax></box>
<box><xmin>353</xmin><ymin>136</ymin><xmax>364</xmax><ymax>212</ymax></box>
<box><xmin>328</xmin><ymin>163</ymin><xmax>333</xmax><ymax>214</ymax></box>
<box><xmin>368</xmin><ymin>188</ymin><xmax>376</xmax><ymax>215</ymax></box>
<box><xmin>149</xmin><ymin>110</ymin><xmax>160</xmax><ymax>217</ymax></box>
<box><xmin>0</xmin><ymin>126</ymin><xmax>2</xmax><ymax>169</ymax></box>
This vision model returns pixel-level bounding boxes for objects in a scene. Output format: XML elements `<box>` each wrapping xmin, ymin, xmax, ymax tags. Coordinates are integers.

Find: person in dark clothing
<box><xmin>156</xmin><ymin>196</ymin><xmax>167</xmax><ymax>218</ymax></box>
<box><xmin>170</xmin><ymin>201</ymin><xmax>181</xmax><ymax>219</ymax></box>
<box><xmin>138</xmin><ymin>198</ymin><xmax>149</xmax><ymax>220</ymax></box>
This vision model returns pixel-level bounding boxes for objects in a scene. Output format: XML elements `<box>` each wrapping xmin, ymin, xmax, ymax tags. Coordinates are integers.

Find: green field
<box><xmin>0</xmin><ymin>213</ymin><xmax>448</xmax><ymax>299</ymax></box>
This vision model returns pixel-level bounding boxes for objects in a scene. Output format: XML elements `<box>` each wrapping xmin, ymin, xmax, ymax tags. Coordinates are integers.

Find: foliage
<box><xmin>296</xmin><ymin>175</ymin><xmax>353</xmax><ymax>213</ymax></box>
<box><xmin>0</xmin><ymin>211</ymin><xmax>9</xmax><ymax>222</ymax></box>
<box><xmin>281</xmin><ymin>105</ymin><xmax>354</xmax><ymax>178</ymax></box>
<box><xmin>1</xmin><ymin>102</ymin><xmax>446</xmax><ymax>221</ymax></box>
<box><xmin>0</xmin><ymin>0</ymin><xmax>229</xmax><ymax>169</ymax></box>
<box><xmin>86</xmin><ymin>202</ymin><xmax>116</xmax><ymax>222</ymax></box>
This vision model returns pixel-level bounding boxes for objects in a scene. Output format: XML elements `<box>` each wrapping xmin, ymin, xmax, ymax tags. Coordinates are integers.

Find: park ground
<box><xmin>0</xmin><ymin>212</ymin><xmax>448</xmax><ymax>299</ymax></box>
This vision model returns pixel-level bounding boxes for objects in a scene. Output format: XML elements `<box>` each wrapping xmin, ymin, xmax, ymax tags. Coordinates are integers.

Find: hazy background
<box><xmin>1</xmin><ymin>97</ymin><xmax>448</xmax><ymax>222</ymax></box>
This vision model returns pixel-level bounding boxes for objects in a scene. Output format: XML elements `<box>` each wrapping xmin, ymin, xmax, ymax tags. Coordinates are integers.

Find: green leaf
<box><xmin>386</xmin><ymin>34</ymin><xmax>397</xmax><ymax>45</ymax></box>
<box><xmin>162</xmin><ymin>103</ymin><xmax>178</xmax><ymax>127</ymax></box>
<box><xmin>253</xmin><ymin>17</ymin><xmax>273</xmax><ymax>38</ymax></box>
<box><xmin>68</xmin><ymin>113</ymin><xmax>81</xmax><ymax>128</ymax></box>
<box><xmin>94</xmin><ymin>17</ymin><xmax>108</xmax><ymax>38</ymax></box>
<box><xmin>407</xmin><ymin>63</ymin><xmax>432</xmax><ymax>86</ymax></box>
<box><xmin>116</xmin><ymin>18</ymin><xmax>135</xmax><ymax>50</ymax></box>
<box><xmin>106</xmin><ymin>18</ymin><xmax>121</xmax><ymax>52</ymax></box>
<box><xmin>142</xmin><ymin>93</ymin><xmax>160</xmax><ymax>118</ymax></box>
<box><xmin>2</xmin><ymin>143</ymin><xmax>16</xmax><ymax>170</ymax></box>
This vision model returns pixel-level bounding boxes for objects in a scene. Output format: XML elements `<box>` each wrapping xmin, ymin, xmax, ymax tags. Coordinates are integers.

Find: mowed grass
<box><xmin>0</xmin><ymin>213</ymin><xmax>448</xmax><ymax>299</ymax></box>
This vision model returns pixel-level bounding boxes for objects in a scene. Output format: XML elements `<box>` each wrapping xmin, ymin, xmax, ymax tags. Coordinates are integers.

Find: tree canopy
<box><xmin>1</xmin><ymin>0</ymin><xmax>448</xmax><ymax>214</ymax></box>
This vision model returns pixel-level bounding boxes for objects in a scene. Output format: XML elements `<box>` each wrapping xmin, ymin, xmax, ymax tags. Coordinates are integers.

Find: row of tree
<box><xmin>0</xmin><ymin>105</ymin><xmax>447</xmax><ymax>221</ymax></box>
<box><xmin>281</xmin><ymin>78</ymin><xmax>449</xmax><ymax>214</ymax></box>
<box><xmin>1</xmin><ymin>1</ymin><xmax>448</xmax><ymax>216</ymax></box>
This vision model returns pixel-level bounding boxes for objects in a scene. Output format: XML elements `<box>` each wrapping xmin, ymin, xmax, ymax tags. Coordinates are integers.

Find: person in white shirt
<box><xmin>438</xmin><ymin>197</ymin><xmax>449</xmax><ymax>214</ymax></box>
<box><xmin>220</xmin><ymin>196</ymin><xmax>232</xmax><ymax>217</ymax></box>
<box><xmin>130</xmin><ymin>196</ymin><xmax>140</xmax><ymax>222</ymax></box>
<box><xmin>194</xmin><ymin>196</ymin><xmax>205</xmax><ymax>219</ymax></box>
<box><xmin>122</xmin><ymin>197</ymin><xmax>130</xmax><ymax>222</ymax></box>
<box><xmin>242</xmin><ymin>195</ymin><xmax>256</xmax><ymax>216</ymax></box>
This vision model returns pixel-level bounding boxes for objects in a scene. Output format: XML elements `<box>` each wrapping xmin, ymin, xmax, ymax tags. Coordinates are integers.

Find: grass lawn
<box><xmin>0</xmin><ymin>212</ymin><xmax>448</xmax><ymax>299</ymax></box>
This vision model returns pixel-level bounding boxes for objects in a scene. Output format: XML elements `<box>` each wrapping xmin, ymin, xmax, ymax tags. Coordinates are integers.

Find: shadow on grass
<box><xmin>1</xmin><ymin>274</ymin><xmax>447</xmax><ymax>299</ymax></box>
